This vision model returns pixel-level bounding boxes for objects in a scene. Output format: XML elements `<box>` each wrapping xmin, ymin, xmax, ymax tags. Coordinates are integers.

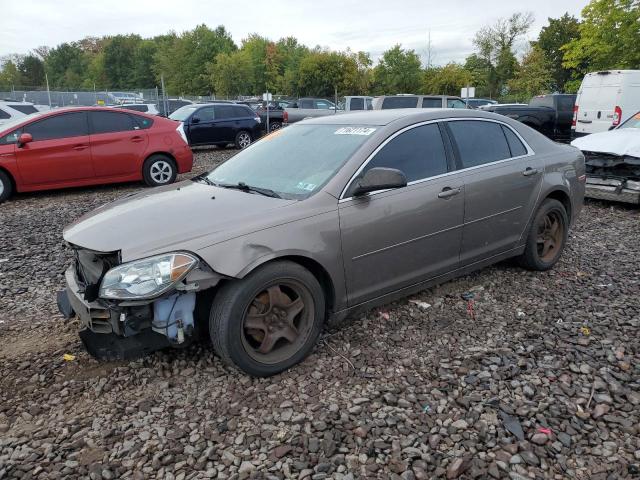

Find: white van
<box><xmin>572</xmin><ymin>70</ymin><xmax>640</xmax><ymax>137</ymax></box>
<box><xmin>0</xmin><ymin>101</ymin><xmax>40</xmax><ymax>126</ymax></box>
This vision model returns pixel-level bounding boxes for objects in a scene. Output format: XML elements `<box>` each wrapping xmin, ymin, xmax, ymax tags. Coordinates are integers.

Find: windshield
<box><xmin>169</xmin><ymin>105</ymin><xmax>198</xmax><ymax>122</ymax></box>
<box><xmin>619</xmin><ymin>112</ymin><xmax>640</xmax><ymax>129</ymax></box>
<box><xmin>201</xmin><ymin>124</ymin><xmax>374</xmax><ymax>199</ymax></box>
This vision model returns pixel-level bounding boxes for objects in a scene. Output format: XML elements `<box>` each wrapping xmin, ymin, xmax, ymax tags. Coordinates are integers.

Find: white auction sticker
<box><xmin>334</xmin><ymin>127</ymin><xmax>376</xmax><ymax>136</ymax></box>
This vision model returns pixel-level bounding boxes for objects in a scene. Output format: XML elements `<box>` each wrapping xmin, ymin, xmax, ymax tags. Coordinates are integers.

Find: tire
<box><xmin>209</xmin><ymin>261</ymin><xmax>325</xmax><ymax>377</ymax></box>
<box><xmin>0</xmin><ymin>170</ymin><xmax>13</xmax><ymax>203</ymax></box>
<box><xmin>235</xmin><ymin>131</ymin><xmax>252</xmax><ymax>149</ymax></box>
<box><xmin>142</xmin><ymin>155</ymin><xmax>177</xmax><ymax>187</ymax></box>
<box><xmin>518</xmin><ymin>198</ymin><xmax>569</xmax><ymax>271</ymax></box>
<box><xmin>269</xmin><ymin>121</ymin><xmax>282</xmax><ymax>132</ymax></box>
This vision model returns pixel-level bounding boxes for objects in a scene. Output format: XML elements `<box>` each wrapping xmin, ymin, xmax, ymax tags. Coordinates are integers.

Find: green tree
<box><xmin>103</xmin><ymin>35</ymin><xmax>142</xmax><ymax>88</ymax></box>
<box><xmin>423</xmin><ymin>63</ymin><xmax>473</xmax><ymax>96</ymax></box>
<box><xmin>507</xmin><ymin>45</ymin><xmax>553</xmax><ymax>101</ymax></box>
<box><xmin>0</xmin><ymin>59</ymin><xmax>22</xmax><ymax>89</ymax></box>
<box><xmin>536</xmin><ymin>13</ymin><xmax>580</xmax><ymax>91</ymax></box>
<box><xmin>44</xmin><ymin>42</ymin><xmax>88</xmax><ymax>88</ymax></box>
<box><xmin>210</xmin><ymin>50</ymin><xmax>254</xmax><ymax>96</ymax></box>
<box><xmin>18</xmin><ymin>55</ymin><xmax>45</xmax><ymax>86</ymax></box>
<box><xmin>131</xmin><ymin>40</ymin><xmax>159</xmax><ymax>88</ymax></box>
<box><xmin>297</xmin><ymin>50</ymin><xmax>359</xmax><ymax>97</ymax></box>
<box><xmin>464</xmin><ymin>53</ymin><xmax>493</xmax><ymax>98</ymax></box>
<box><xmin>276</xmin><ymin>37</ymin><xmax>310</xmax><ymax>95</ymax></box>
<box><xmin>563</xmin><ymin>0</ymin><xmax>640</xmax><ymax>85</ymax></box>
<box><xmin>372</xmin><ymin>45</ymin><xmax>422</xmax><ymax>94</ymax></box>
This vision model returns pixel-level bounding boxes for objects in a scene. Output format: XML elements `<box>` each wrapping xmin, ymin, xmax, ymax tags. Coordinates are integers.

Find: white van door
<box><xmin>574</xmin><ymin>72</ymin><xmax>622</xmax><ymax>135</ymax></box>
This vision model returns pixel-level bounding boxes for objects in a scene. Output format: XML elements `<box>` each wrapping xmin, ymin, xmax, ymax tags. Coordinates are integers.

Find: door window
<box><xmin>350</xmin><ymin>98</ymin><xmax>365</xmax><ymax>110</ymax></box>
<box><xmin>422</xmin><ymin>98</ymin><xmax>442</xmax><ymax>108</ymax></box>
<box><xmin>299</xmin><ymin>99</ymin><xmax>313</xmax><ymax>109</ymax></box>
<box><xmin>315</xmin><ymin>100</ymin><xmax>333</xmax><ymax>109</ymax></box>
<box><xmin>232</xmin><ymin>106</ymin><xmax>249</xmax><ymax>118</ymax></box>
<box><xmin>351</xmin><ymin>123</ymin><xmax>448</xmax><ymax>193</ymax></box>
<box><xmin>501</xmin><ymin>126</ymin><xmax>527</xmax><ymax>157</ymax></box>
<box><xmin>447</xmin><ymin>98</ymin><xmax>467</xmax><ymax>109</ymax></box>
<box><xmin>448</xmin><ymin>120</ymin><xmax>511</xmax><ymax>168</ymax></box>
<box><xmin>214</xmin><ymin>105</ymin><xmax>236</xmax><ymax>119</ymax></box>
<box><xmin>24</xmin><ymin>112</ymin><xmax>88</xmax><ymax>141</ymax></box>
<box><xmin>195</xmin><ymin>107</ymin><xmax>215</xmax><ymax>122</ymax></box>
<box><xmin>90</xmin><ymin>111</ymin><xmax>137</xmax><ymax>134</ymax></box>
<box><xmin>9</xmin><ymin>105</ymin><xmax>38</xmax><ymax>114</ymax></box>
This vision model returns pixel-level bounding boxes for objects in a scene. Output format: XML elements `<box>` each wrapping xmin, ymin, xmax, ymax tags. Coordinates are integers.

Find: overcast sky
<box><xmin>2</xmin><ymin>0</ymin><xmax>587</xmax><ymax>65</ymax></box>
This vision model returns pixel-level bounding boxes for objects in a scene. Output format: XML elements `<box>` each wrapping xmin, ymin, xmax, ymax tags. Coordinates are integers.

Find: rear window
<box><xmin>448</xmin><ymin>120</ymin><xmax>511</xmax><ymax>168</ymax></box>
<box><xmin>422</xmin><ymin>98</ymin><xmax>441</xmax><ymax>108</ymax></box>
<box><xmin>0</xmin><ymin>109</ymin><xmax>10</xmax><ymax>119</ymax></box>
<box><xmin>529</xmin><ymin>96</ymin><xmax>554</xmax><ymax>108</ymax></box>
<box><xmin>382</xmin><ymin>97</ymin><xmax>419</xmax><ymax>109</ymax></box>
<box><xmin>121</xmin><ymin>105</ymin><xmax>148</xmax><ymax>112</ymax></box>
<box><xmin>557</xmin><ymin>96</ymin><xmax>575</xmax><ymax>113</ymax></box>
<box><xmin>9</xmin><ymin>105</ymin><xmax>38</xmax><ymax>115</ymax></box>
<box><xmin>350</xmin><ymin>98</ymin><xmax>365</xmax><ymax>110</ymax></box>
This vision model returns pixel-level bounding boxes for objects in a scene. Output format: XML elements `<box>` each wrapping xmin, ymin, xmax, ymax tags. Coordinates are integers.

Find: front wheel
<box><xmin>518</xmin><ymin>198</ymin><xmax>568</xmax><ymax>270</ymax></box>
<box><xmin>0</xmin><ymin>170</ymin><xmax>13</xmax><ymax>203</ymax></box>
<box><xmin>143</xmin><ymin>155</ymin><xmax>177</xmax><ymax>187</ymax></box>
<box><xmin>235</xmin><ymin>131</ymin><xmax>252</xmax><ymax>149</ymax></box>
<box><xmin>209</xmin><ymin>261</ymin><xmax>325</xmax><ymax>377</ymax></box>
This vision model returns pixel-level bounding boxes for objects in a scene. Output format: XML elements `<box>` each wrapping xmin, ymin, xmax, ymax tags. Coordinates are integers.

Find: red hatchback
<box><xmin>0</xmin><ymin>107</ymin><xmax>193</xmax><ymax>202</ymax></box>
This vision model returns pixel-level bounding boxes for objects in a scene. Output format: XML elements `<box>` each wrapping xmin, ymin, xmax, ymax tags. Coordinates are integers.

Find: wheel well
<box><xmin>545</xmin><ymin>190</ymin><xmax>572</xmax><ymax>223</ymax></box>
<box><xmin>143</xmin><ymin>152</ymin><xmax>177</xmax><ymax>168</ymax></box>
<box><xmin>0</xmin><ymin>166</ymin><xmax>16</xmax><ymax>191</ymax></box>
<box><xmin>275</xmin><ymin>255</ymin><xmax>336</xmax><ymax>314</ymax></box>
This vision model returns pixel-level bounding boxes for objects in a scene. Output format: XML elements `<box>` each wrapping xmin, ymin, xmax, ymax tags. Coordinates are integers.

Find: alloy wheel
<box><xmin>536</xmin><ymin>210</ymin><xmax>564</xmax><ymax>262</ymax></box>
<box><xmin>150</xmin><ymin>160</ymin><xmax>173</xmax><ymax>184</ymax></box>
<box><xmin>238</xmin><ymin>132</ymin><xmax>251</xmax><ymax>149</ymax></box>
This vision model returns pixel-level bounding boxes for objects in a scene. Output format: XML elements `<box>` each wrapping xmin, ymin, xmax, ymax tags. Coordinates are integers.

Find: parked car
<box><xmin>0</xmin><ymin>107</ymin><xmax>193</xmax><ymax>203</ymax></box>
<box><xmin>169</xmin><ymin>103</ymin><xmax>262</xmax><ymax>148</ymax></box>
<box><xmin>481</xmin><ymin>94</ymin><xmax>576</xmax><ymax>141</ymax></box>
<box><xmin>117</xmin><ymin>103</ymin><xmax>161</xmax><ymax>116</ymax></box>
<box><xmin>372</xmin><ymin>95</ymin><xmax>470</xmax><ymax>110</ymax></box>
<box><xmin>571</xmin><ymin>111</ymin><xmax>640</xmax><ymax>204</ymax></box>
<box><xmin>284</xmin><ymin>98</ymin><xmax>342</xmax><ymax>124</ymax></box>
<box><xmin>572</xmin><ymin>70</ymin><xmax>640</xmax><ymax>138</ymax></box>
<box><xmin>465</xmin><ymin>98</ymin><xmax>497</xmax><ymax>108</ymax></box>
<box><xmin>58</xmin><ymin>109</ymin><xmax>585</xmax><ymax>376</ymax></box>
<box><xmin>0</xmin><ymin>101</ymin><xmax>40</xmax><ymax>126</ymax></box>
<box><xmin>157</xmin><ymin>99</ymin><xmax>194</xmax><ymax>117</ymax></box>
<box><xmin>255</xmin><ymin>101</ymin><xmax>287</xmax><ymax>132</ymax></box>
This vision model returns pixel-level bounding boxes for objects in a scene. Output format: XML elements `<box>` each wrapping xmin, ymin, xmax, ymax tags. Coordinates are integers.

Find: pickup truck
<box><xmin>255</xmin><ymin>101</ymin><xmax>289</xmax><ymax>132</ymax></box>
<box><xmin>481</xmin><ymin>94</ymin><xmax>576</xmax><ymax>142</ymax></box>
<box><xmin>284</xmin><ymin>98</ymin><xmax>342</xmax><ymax>124</ymax></box>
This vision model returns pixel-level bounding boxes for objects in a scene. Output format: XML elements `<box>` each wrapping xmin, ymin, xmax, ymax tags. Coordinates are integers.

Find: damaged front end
<box><xmin>583</xmin><ymin>151</ymin><xmax>640</xmax><ymax>205</ymax></box>
<box><xmin>57</xmin><ymin>246</ymin><xmax>222</xmax><ymax>360</ymax></box>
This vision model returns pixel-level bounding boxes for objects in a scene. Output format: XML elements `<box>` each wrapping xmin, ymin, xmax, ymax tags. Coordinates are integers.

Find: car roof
<box><xmin>303</xmin><ymin>108</ymin><xmax>503</xmax><ymax>126</ymax></box>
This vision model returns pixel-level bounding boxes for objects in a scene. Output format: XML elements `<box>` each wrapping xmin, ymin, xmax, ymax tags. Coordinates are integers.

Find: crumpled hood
<box><xmin>64</xmin><ymin>180</ymin><xmax>297</xmax><ymax>261</ymax></box>
<box><xmin>571</xmin><ymin>129</ymin><xmax>640</xmax><ymax>158</ymax></box>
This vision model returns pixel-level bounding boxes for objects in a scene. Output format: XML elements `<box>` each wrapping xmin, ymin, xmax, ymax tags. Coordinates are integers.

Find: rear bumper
<box><xmin>571</xmin><ymin>130</ymin><xmax>591</xmax><ymax>139</ymax></box>
<box><xmin>175</xmin><ymin>144</ymin><xmax>193</xmax><ymax>174</ymax></box>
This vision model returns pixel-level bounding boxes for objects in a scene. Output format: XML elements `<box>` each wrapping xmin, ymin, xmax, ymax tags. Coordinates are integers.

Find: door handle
<box><xmin>72</xmin><ymin>144</ymin><xmax>88</xmax><ymax>151</ymax></box>
<box><xmin>438</xmin><ymin>187</ymin><xmax>461</xmax><ymax>199</ymax></box>
<box><xmin>131</xmin><ymin>136</ymin><xmax>143</xmax><ymax>142</ymax></box>
<box><xmin>522</xmin><ymin>167</ymin><xmax>539</xmax><ymax>177</ymax></box>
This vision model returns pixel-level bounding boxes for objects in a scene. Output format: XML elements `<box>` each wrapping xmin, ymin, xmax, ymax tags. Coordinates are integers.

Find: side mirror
<box><xmin>352</xmin><ymin>167</ymin><xmax>407</xmax><ymax>197</ymax></box>
<box><xmin>191</xmin><ymin>117</ymin><xmax>200</xmax><ymax>124</ymax></box>
<box><xmin>18</xmin><ymin>133</ymin><xmax>33</xmax><ymax>147</ymax></box>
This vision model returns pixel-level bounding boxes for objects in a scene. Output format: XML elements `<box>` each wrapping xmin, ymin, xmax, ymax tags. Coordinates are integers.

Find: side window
<box><xmin>356</xmin><ymin>124</ymin><xmax>448</xmax><ymax>188</ymax></box>
<box><xmin>214</xmin><ymin>105</ymin><xmax>235</xmax><ymax>119</ymax></box>
<box><xmin>315</xmin><ymin>100</ymin><xmax>332</xmax><ymax>109</ymax></box>
<box><xmin>90</xmin><ymin>111</ymin><xmax>137</xmax><ymax>134</ymax></box>
<box><xmin>232</xmin><ymin>106</ymin><xmax>249</xmax><ymax>117</ymax></box>
<box><xmin>10</xmin><ymin>105</ymin><xmax>38</xmax><ymax>114</ymax></box>
<box><xmin>195</xmin><ymin>107</ymin><xmax>215</xmax><ymax>122</ymax></box>
<box><xmin>501</xmin><ymin>125</ymin><xmax>528</xmax><ymax>157</ymax></box>
<box><xmin>299</xmin><ymin>99</ymin><xmax>313</xmax><ymax>109</ymax></box>
<box><xmin>0</xmin><ymin>108</ymin><xmax>11</xmax><ymax>119</ymax></box>
<box><xmin>122</xmin><ymin>105</ymin><xmax>146</xmax><ymax>112</ymax></box>
<box><xmin>366</xmin><ymin>98</ymin><xmax>373</xmax><ymax>110</ymax></box>
<box><xmin>448</xmin><ymin>120</ymin><xmax>511</xmax><ymax>168</ymax></box>
<box><xmin>447</xmin><ymin>98</ymin><xmax>467</xmax><ymax>109</ymax></box>
<box><xmin>0</xmin><ymin>129</ymin><xmax>21</xmax><ymax>144</ymax></box>
<box><xmin>382</xmin><ymin>97</ymin><xmax>419</xmax><ymax>109</ymax></box>
<box><xmin>24</xmin><ymin>112</ymin><xmax>89</xmax><ymax>141</ymax></box>
<box><xmin>350</xmin><ymin>98</ymin><xmax>364</xmax><ymax>110</ymax></box>
<box><xmin>422</xmin><ymin>98</ymin><xmax>442</xmax><ymax>108</ymax></box>
<box><xmin>131</xmin><ymin>114</ymin><xmax>154</xmax><ymax>130</ymax></box>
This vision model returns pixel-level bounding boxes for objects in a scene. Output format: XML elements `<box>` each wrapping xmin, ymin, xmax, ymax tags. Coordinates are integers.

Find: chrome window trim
<box><xmin>338</xmin><ymin>117</ymin><xmax>535</xmax><ymax>202</ymax></box>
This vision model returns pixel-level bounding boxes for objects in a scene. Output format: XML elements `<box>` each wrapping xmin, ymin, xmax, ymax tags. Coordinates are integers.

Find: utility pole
<box><xmin>426</xmin><ymin>30</ymin><xmax>432</xmax><ymax>69</ymax></box>
<box><xmin>45</xmin><ymin>73</ymin><xmax>52</xmax><ymax>107</ymax></box>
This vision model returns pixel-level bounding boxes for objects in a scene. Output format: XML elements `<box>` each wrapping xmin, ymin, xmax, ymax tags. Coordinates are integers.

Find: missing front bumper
<box><xmin>586</xmin><ymin>177</ymin><xmax>640</xmax><ymax>204</ymax></box>
<box><xmin>79</xmin><ymin>328</ymin><xmax>170</xmax><ymax>361</ymax></box>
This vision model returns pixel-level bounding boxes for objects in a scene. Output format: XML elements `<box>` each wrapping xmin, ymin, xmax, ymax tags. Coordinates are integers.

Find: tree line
<box><xmin>0</xmin><ymin>0</ymin><xmax>637</xmax><ymax>101</ymax></box>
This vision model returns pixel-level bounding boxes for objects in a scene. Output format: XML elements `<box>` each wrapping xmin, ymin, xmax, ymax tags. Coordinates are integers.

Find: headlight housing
<box><xmin>99</xmin><ymin>253</ymin><xmax>198</xmax><ymax>300</ymax></box>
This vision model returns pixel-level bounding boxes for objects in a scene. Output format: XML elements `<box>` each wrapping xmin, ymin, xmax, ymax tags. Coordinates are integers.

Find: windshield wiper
<box><xmin>218</xmin><ymin>182</ymin><xmax>282</xmax><ymax>198</ymax></box>
<box><xmin>193</xmin><ymin>174</ymin><xmax>217</xmax><ymax>186</ymax></box>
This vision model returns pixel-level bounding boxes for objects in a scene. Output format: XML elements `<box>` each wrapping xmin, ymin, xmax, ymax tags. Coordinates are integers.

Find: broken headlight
<box><xmin>99</xmin><ymin>253</ymin><xmax>198</xmax><ymax>300</ymax></box>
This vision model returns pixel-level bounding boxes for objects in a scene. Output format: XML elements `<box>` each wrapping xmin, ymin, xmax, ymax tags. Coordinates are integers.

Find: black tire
<box><xmin>234</xmin><ymin>131</ymin><xmax>252</xmax><ymax>149</ymax></box>
<box><xmin>269</xmin><ymin>121</ymin><xmax>282</xmax><ymax>132</ymax></box>
<box><xmin>209</xmin><ymin>261</ymin><xmax>325</xmax><ymax>377</ymax></box>
<box><xmin>142</xmin><ymin>155</ymin><xmax>177</xmax><ymax>187</ymax></box>
<box><xmin>0</xmin><ymin>170</ymin><xmax>13</xmax><ymax>203</ymax></box>
<box><xmin>518</xmin><ymin>198</ymin><xmax>568</xmax><ymax>271</ymax></box>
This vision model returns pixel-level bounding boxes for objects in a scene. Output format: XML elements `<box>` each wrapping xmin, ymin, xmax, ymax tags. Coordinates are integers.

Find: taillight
<box><xmin>612</xmin><ymin>106</ymin><xmax>622</xmax><ymax>126</ymax></box>
<box><xmin>283</xmin><ymin>111</ymin><xmax>288</xmax><ymax>123</ymax></box>
<box><xmin>572</xmin><ymin>105</ymin><xmax>578</xmax><ymax>127</ymax></box>
<box><xmin>254</xmin><ymin>112</ymin><xmax>261</xmax><ymax>123</ymax></box>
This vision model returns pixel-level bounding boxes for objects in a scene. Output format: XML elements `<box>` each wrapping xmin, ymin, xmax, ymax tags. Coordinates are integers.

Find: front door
<box><xmin>16</xmin><ymin>111</ymin><xmax>94</xmax><ymax>185</ymax></box>
<box><xmin>187</xmin><ymin>106</ymin><xmax>217</xmax><ymax>145</ymax></box>
<box><xmin>446</xmin><ymin>119</ymin><xmax>544</xmax><ymax>265</ymax></box>
<box><xmin>213</xmin><ymin>105</ymin><xmax>239</xmax><ymax>143</ymax></box>
<box><xmin>339</xmin><ymin>122</ymin><xmax>465</xmax><ymax>306</ymax></box>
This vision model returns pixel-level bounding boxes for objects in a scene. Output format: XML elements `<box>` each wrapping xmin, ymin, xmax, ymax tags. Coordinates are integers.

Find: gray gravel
<box><xmin>0</xmin><ymin>149</ymin><xmax>639</xmax><ymax>479</ymax></box>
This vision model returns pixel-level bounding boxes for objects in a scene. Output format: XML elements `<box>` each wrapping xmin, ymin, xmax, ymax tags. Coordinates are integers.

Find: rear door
<box><xmin>446</xmin><ymin>119</ymin><xmax>544</xmax><ymax>265</ymax></box>
<box><xmin>575</xmin><ymin>72</ymin><xmax>622</xmax><ymax>134</ymax></box>
<box><xmin>339</xmin><ymin>122</ymin><xmax>464</xmax><ymax>305</ymax></box>
<box><xmin>213</xmin><ymin>105</ymin><xmax>238</xmax><ymax>143</ymax></box>
<box><xmin>17</xmin><ymin>111</ymin><xmax>94</xmax><ymax>185</ymax></box>
<box><xmin>88</xmin><ymin>110</ymin><xmax>149</xmax><ymax>178</ymax></box>
<box><xmin>186</xmin><ymin>107</ymin><xmax>216</xmax><ymax>145</ymax></box>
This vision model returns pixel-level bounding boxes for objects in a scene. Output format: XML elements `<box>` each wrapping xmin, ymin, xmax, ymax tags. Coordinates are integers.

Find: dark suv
<box><xmin>169</xmin><ymin>103</ymin><xmax>262</xmax><ymax>149</ymax></box>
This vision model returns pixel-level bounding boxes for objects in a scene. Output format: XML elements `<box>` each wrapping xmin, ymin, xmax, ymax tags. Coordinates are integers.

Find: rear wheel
<box><xmin>518</xmin><ymin>198</ymin><xmax>568</xmax><ymax>270</ymax></box>
<box><xmin>209</xmin><ymin>261</ymin><xmax>325</xmax><ymax>377</ymax></box>
<box><xmin>235</xmin><ymin>131</ymin><xmax>252</xmax><ymax>149</ymax></box>
<box><xmin>0</xmin><ymin>170</ymin><xmax>13</xmax><ymax>203</ymax></box>
<box><xmin>143</xmin><ymin>155</ymin><xmax>177</xmax><ymax>187</ymax></box>
<box><xmin>269</xmin><ymin>121</ymin><xmax>282</xmax><ymax>132</ymax></box>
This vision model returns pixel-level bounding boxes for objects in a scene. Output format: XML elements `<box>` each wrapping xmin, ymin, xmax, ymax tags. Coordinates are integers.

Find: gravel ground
<box><xmin>0</xmin><ymin>150</ymin><xmax>639</xmax><ymax>479</ymax></box>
